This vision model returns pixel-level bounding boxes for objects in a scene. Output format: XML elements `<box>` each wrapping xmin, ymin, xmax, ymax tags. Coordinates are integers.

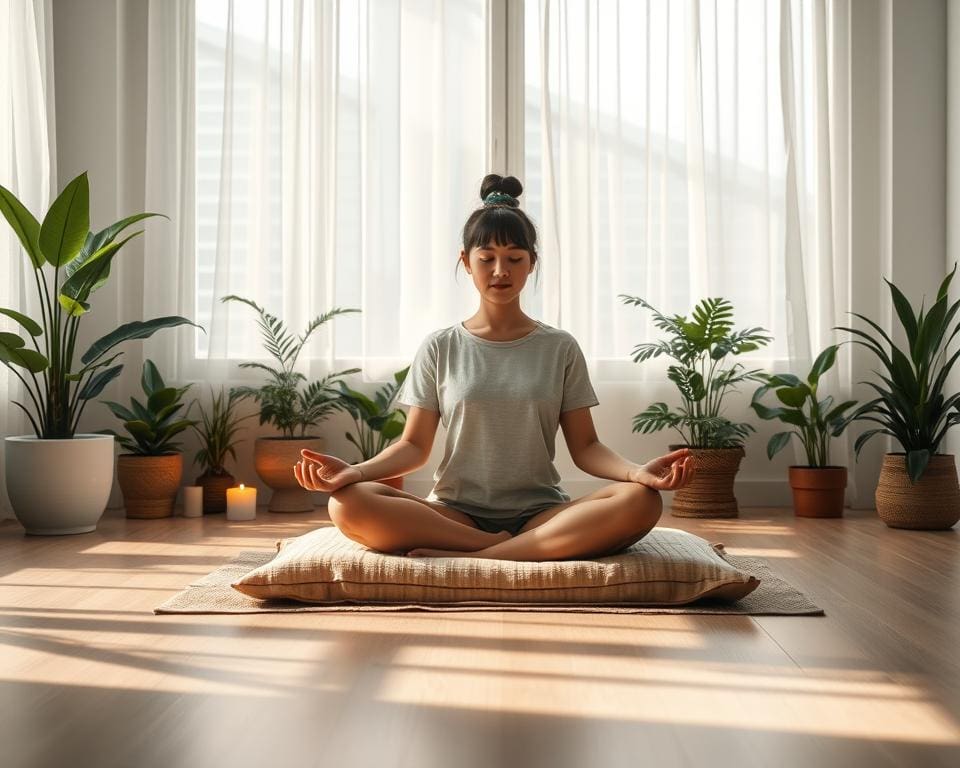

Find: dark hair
<box><xmin>457</xmin><ymin>174</ymin><xmax>539</xmax><ymax>284</ymax></box>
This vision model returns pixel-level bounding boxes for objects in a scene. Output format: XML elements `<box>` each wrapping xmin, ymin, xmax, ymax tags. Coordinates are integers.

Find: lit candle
<box><xmin>226</xmin><ymin>483</ymin><xmax>257</xmax><ymax>521</ymax></box>
<box><xmin>183</xmin><ymin>485</ymin><xmax>203</xmax><ymax>518</ymax></box>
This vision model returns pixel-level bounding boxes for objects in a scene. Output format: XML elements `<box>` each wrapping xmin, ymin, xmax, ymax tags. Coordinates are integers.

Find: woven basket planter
<box><xmin>788</xmin><ymin>466</ymin><xmax>847</xmax><ymax>518</ymax></box>
<box><xmin>875</xmin><ymin>453</ymin><xmax>960</xmax><ymax>530</ymax></box>
<box><xmin>195</xmin><ymin>470</ymin><xmax>236</xmax><ymax>514</ymax></box>
<box><xmin>668</xmin><ymin>446</ymin><xmax>745</xmax><ymax>518</ymax></box>
<box><xmin>255</xmin><ymin>436</ymin><xmax>325</xmax><ymax>512</ymax></box>
<box><xmin>117</xmin><ymin>453</ymin><xmax>183</xmax><ymax>519</ymax></box>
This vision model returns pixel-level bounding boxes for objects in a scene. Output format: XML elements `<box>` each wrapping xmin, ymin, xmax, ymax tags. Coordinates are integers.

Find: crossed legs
<box><xmin>327</xmin><ymin>481</ymin><xmax>662</xmax><ymax>561</ymax></box>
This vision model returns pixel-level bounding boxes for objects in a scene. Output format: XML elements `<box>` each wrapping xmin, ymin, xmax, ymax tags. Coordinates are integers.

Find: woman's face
<box><xmin>460</xmin><ymin>241</ymin><xmax>534</xmax><ymax>303</ymax></box>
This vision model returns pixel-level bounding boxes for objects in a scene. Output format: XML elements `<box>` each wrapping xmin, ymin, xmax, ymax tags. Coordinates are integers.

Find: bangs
<box><xmin>464</xmin><ymin>208</ymin><xmax>535</xmax><ymax>252</ymax></box>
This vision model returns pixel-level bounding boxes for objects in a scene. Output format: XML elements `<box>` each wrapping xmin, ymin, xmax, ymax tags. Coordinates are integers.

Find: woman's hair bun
<box><xmin>480</xmin><ymin>174</ymin><xmax>523</xmax><ymax>204</ymax></box>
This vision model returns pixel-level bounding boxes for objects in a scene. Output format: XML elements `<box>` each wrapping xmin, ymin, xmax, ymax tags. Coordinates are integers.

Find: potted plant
<box><xmin>750</xmin><ymin>345</ymin><xmax>858</xmax><ymax>517</ymax></box>
<box><xmin>333</xmin><ymin>366</ymin><xmax>411</xmax><ymax>489</ymax></box>
<box><xmin>190</xmin><ymin>385</ymin><xmax>256</xmax><ymax>513</ymax></box>
<box><xmin>0</xmin><ymin>172</ymin><xmax>200</xmax><ymax>535</ymax></box>
<box><xmin>97</xmin><ymin>360</ymin><xmax>198</xmax><ymax>518</ymax></box>
<box><xmin>619</xmin><ymin>295</ymin><xmax>772</xmax><ymax>518</ymax></box>
<box><xmin>837</xmin><ymin>265</ymin><xmax>960</xmax><ymax>530</ymax></box>
<box><xmin>223</xmin><ymin>295</ymin><xmax>360</xmax><ymax>512</ymax></box>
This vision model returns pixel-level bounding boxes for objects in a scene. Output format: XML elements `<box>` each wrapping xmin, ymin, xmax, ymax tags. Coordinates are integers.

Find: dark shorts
<box><xmin>432</xmin><ymin>499</ymin><xmax>563</xmax><ymax>536</ymax></box>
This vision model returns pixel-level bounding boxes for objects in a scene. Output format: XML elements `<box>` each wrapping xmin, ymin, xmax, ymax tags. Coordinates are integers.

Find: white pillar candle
<box><xmin>183</xmin><ymin>485</ymin><xmax>203</xmax><ymax>518</ymax></box>
<box><xmin>226</xmin><ymin>483</ymin><xmax>257</xmax><ymax>521</ymax></box>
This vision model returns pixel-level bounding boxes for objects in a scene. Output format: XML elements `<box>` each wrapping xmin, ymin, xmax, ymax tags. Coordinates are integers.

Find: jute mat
<box><xmin>154</xmin><ymin>550</ymin><xmax>823</xmax><ymax>616</ymax></box>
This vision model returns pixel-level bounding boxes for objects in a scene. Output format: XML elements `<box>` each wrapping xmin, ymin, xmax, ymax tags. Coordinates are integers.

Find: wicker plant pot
<box><xmin>789</xmin><ymin>466</ymin><xmax>846</xmax><ymax>518</ymax></box>
<box><xmin>669</xmin><ymin>446</ymin><xmax>745</xmax><ymax>518</ymax></box>
<box><xmin>195</xmin><ymin>470</ymin><xmax>236</xmax><ymax>514</ymax></box>
<box><xmin>117</xmin><ymin>453</ymin><xmax>183</xmax><ymax>519</ymax></box>
<box><xmin>255</xmin><ymin>436</ymin><xmax>325</xmax><ymax>512</ymax></box>
<box><xmin>875</xmin><ymin>453</ymin><xmax>960</xmax><ymax>530</ymax></box>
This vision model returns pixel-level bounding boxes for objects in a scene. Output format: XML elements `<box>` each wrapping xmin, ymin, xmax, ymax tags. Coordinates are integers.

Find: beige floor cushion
<box><xmin>231</xmin><ymin>525</ymin><xmax>760</xmax><ymax>606</ymax></box>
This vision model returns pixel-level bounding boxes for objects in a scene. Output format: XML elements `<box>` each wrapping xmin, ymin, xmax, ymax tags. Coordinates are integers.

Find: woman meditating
<box><xmin>294</xmin><ymin>174</ymin><xmax>695</xmax><ymax>561</ymax></box>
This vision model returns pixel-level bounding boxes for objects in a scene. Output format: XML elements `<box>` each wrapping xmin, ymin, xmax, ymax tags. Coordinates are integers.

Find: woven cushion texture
<box><xmin>231</xmin><ymin>526</ymin><xmax>760</xmax><ymax>605</ymax></box>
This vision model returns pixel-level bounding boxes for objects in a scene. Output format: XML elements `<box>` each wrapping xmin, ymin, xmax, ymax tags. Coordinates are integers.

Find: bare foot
<box><xmin>407</xmin><ymin>530</ymin><xmax>511</xmax><ymax>558</ymax></box>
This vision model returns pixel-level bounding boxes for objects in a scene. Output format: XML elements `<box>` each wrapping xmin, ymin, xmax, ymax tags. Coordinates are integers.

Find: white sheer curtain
<box><xmin>525</xmin><ymin>0</ymin><xmax>855</xmax><ymax>495</ymax></box>
<box><xmin>0</xmin><ymin>0</ymin><xmax>56</xmax><ymax>518</ymax></box>
<box><xmin>144</xmin><ymin>0</ymin><xmax>490</xmax><ymax>385</ymax></box>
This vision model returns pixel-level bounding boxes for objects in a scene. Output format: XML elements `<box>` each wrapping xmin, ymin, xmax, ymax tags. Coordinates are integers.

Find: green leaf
<box><xmin>147</xmin><ymin>387</ymin><xmax>179</xmax><ymax>413</ymax></box>
<box><xmin>0</xmin><ymin>307</ymin><xmax>43</xmax><ymax>336</ymax></box>
<box><xmin>102</xmin><ymin>400</ymin><xmax>138</xmax><ymax>422</ymax></box>
<box><xmin>906</xmin><ymin>449</ymin><xmax>931</xmax><ymax>483</ymax></box>
<box><xmin>824</xmin><ymin>399</ymin><xmax>858</xmax><ymax>423</ymax></box>
<box><xmin>77</xmin><ymin>364</ymin><xmax>123</xmax><ymax>400</ymax></box>
<box><xmin>0</xmin><ymin>332</ymin><xmax>25</xmax><ymax>349</ymax></box>
<box><xmin>58</xmin><ymin>294</ymin><xmax>91</xmax><ymax>317</ymax></box>
<box><xmin>0</xmin><ymin>184</ymin><xmax>44</xmax><ymax>268</ymax></box>
<box><xmin>59</xmin><ymin>231</ymin><xmax>142</xmax><ymax>303</ymax></box>
<box><xmin>141</xmin><ymin>359</ymin><xmax>165</xmax><ymax>395</ymax></box>
<box><xmin>776</xmin><ymin>385</ymin><xmax>810</xmax><ymax>408</ymax></box>
<box><xmin>807</xmin><ymin>345</ymin><xmax>838</xmax><ymax>387</ymax></box>
<box><xmin>885</xmin><ymin>279</ymin><xmax>919</xmax><ymax>350</ymax></box>
<box><xmin>81</xmin><ymin>316</ymin><xmax>203</xmax><ymax>365</ymax></box>
<box><xmin>767</xmin><ymin>431</ymin><xmax>794</xmax><ymax>460</ymax></box>
<box><xmin>39</xmin><ymin>172</ymin><xmax>89</xmax><ymax>267</ymax></box>
<box><xmin>72</xmin><ymin>212</ymin><xmax>167</xmax><ymax>273</ymax></box>
<box><xmin>0</xmin><ymin>337</ymin><xmax>48</xmax><ymax>372</ymax></box>
<box><xmin>936</xmin><ymin>263</ymin><xmax>956</xmax><ymax>303</ymax></box>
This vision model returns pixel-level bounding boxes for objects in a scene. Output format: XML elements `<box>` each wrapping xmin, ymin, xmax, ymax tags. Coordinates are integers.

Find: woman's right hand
<box><xmin>294</xmin><ymin>450</ymin><xmax>363</xmax><ymax>493</ymax></box>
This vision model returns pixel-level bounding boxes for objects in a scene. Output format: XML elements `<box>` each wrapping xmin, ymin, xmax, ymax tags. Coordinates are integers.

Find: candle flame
<box><xmin>239</xmin><ymin>484</ymin><xmax>245</xmax><ymax>490</ymax></box>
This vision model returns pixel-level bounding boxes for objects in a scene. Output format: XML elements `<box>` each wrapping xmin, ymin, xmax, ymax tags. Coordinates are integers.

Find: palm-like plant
<box><xmin>222</xmin><ymin>295</ymin><xmax>361</xmax><ymax>438</ymax></box>
<box><xmin>837</xmin><ymin>264</ymin><xmax>960</xmax><ymax>482</ymax></box>
<box><xmin>0</xmin><ymin>172</ymin><xmax>201</xmax><ymax>438</ymax></box>
<box><xmin>619</xmin><ymin>295</ymin><xmax>772</xmax><ymax>448</ymax></box>
<box><xmin>334</xmin><ymin>367</ymin><xmax>410</xmax><ymax>461</ymax></box>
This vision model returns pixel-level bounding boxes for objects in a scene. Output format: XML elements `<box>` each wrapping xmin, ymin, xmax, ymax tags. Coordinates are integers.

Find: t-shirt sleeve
<box><xmin>397</xmin><ymin>336</ymin><xmax>440</xmax><ymax>412</ymax></box>
<box><xmin>561</xmin><ymin>338</ymin><xmax>600</xmax><ymax>412</ymax></box>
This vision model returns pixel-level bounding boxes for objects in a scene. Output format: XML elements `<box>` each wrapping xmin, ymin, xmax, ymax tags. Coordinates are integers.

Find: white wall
<box><xmin>40</xmin><ymin>0</ymin><xmax>949</xmax><ymax>516</ymax></box>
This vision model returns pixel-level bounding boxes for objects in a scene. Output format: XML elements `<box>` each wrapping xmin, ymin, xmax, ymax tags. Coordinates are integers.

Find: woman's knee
<box><xmin>327</xmin><ymin>481</ymin><xmax>382</xmax><ymax>530</ymax></box>
<box><xmin>615</xmin><ymin>482</ymin><xmax>663</xmax><ymax>530</ymax></box>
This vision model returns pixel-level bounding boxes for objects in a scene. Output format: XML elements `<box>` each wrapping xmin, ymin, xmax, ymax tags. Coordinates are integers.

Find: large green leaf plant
<box><xmin>0</xmin><ymin>172</ymin><xmax>201</xmax><ymax>438</ymax></box>
<box><xmin>334</xmin><ymin>366</ymin><xmax>410</xmax><ymax>461</ymax></box>
<box><xmin>223</xmin><ymin>295</ymin><xmax>361</xmax><ymax>438</ymax></box>
<box><xmin>619</xmin><ymin>295</ymin><xmax>772</xmax><ymax>448</ymax></box>
<box><xmin>837</xmin><ymin>265</ymin><xmax>960</xmax><ymax>482</ymax></box>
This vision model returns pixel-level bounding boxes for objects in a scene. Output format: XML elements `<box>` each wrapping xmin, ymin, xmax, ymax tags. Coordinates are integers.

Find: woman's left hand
<box><xmin>629</xmin><ymin>448</ymin><xmax>696</xmax><ymax>491</ymax></box>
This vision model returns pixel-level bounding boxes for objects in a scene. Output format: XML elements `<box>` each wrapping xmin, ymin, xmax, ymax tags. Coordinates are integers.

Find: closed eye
<box><xmin>480</xmin><ymin>258</ymin><xmax>524</xmax><ymax>263</ymax></box>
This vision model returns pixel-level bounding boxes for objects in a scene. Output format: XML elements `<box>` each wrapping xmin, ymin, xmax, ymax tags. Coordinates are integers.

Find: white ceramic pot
<box><xmin>4</xmin><ymin>434</ymin><xmax>115</xmax><ymax>535</ymax></box>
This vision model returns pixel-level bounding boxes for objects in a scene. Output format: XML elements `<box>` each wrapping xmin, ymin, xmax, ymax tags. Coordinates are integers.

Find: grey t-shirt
<box><xmin>396</xmin><ymin>320</ymin><xmax>600</xmax><ymax>521</ymax></box>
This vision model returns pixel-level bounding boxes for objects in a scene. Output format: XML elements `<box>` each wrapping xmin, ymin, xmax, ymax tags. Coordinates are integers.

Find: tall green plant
<box><xmin>191</xmin><ymin>385</ymin><xmax>255</xmax><ymax>475</ymax></box>
<box><xmin>0</xmin><ymin>172</ymin><xmax>201</xmax><ymax>438</ymax></box>
<box><xmin>222</xmin><ymin>295</ymin><xmax>361</xmax><ymax>438</ymax></box>
<box><xmin>619</xmin><ymin>295</ymin><xmax>772</xmax><ymax>448</ymax></box>
<box><xmin>334</xmin><ymin>366</ymin><xmax>410</xmax><ymax>461</ymax></box>
<box><xmin>837</xmin><ymin>264</ymin><xmax>960</xmax><ymax>482</ymax></box>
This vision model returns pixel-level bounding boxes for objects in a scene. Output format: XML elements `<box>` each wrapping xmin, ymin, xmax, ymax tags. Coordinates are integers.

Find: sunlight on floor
<box><xmin>376</xmin><ymin>646</ymin><xmax>960</xmax><ymax>744</ymax></box>
<box><xmin>723</xmin><ymin>547</ymin><xmax>800</xmax><ymax>558</ymax></box>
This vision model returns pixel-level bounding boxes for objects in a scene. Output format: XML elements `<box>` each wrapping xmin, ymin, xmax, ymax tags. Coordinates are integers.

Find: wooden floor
<box><xmin>0</xmin><ymin>504</ymin><xmax>958</xmax><ymax>768</ymax></box>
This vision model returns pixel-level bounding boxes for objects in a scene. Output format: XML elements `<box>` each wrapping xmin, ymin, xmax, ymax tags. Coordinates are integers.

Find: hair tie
<box><xmin>483</xmin><ymin>191</ymin><xmax>516</xmax><ymax>206</ymax></box>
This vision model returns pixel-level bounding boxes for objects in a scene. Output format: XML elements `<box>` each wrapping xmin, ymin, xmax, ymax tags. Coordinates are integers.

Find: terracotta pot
<box><xmin>117</xmin><ymin>453</ymin><xmax>183</xmax><ymax>519</ymax></box>
<box><xmin>788</xmin><ymin>466</ymin><xmax>846</xmax><ymax>518</ymax></box>
<box><xmin>875</xmin><ymin>453</ymin><xmax>960</xmax><ymax>530</ymax></box>
<box><xmin>668</xmin><ymin>446</ymin><xmax>745</xmax><ymax>518</ymax></box>
<box><xmin>254</xmin><ymin>436</ymin><xmax>325</xmax><ymax>512</ymax></box>
<box><xmin>195</xmin><ymin>470</ymin><xmax>236</xmax><ymax>514</ymax></box>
